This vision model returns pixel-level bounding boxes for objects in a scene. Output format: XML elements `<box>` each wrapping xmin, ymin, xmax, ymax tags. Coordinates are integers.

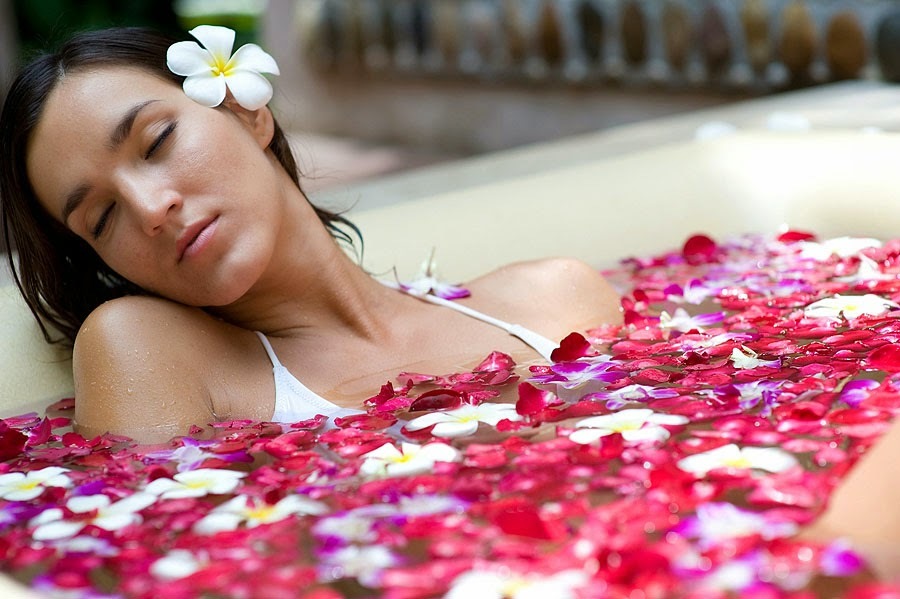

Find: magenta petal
<box><xmin>474</xmin><ymin>351</ymin><xmax>517</xmax><ymax>372</ymax></box>
<box><xmin>682</xmin><ymin>234</ymin><xmax>718</xmax><ymax>262</ymax></box>
<box><xmin>551</xmin><ymin>332</ymin><xmax>593</xmax><ymax>362</ymax></box>
<box><xmin>408</xmin><ymin>390</ymin><xmax>464</xmax><ymax>412</ymax></box>
<box><xmin>516</xmin><ymin>383</ymin><xmax>551</xmax><ymax>416</ymax></box>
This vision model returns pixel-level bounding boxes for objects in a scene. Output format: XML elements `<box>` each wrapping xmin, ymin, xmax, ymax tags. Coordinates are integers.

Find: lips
<box><xmin>177</xmin><ymin>217</ymin><xmax>218</xmax><ymax>262</ymax></box>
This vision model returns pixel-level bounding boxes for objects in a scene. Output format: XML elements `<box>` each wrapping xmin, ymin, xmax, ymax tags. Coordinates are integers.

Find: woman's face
<box><xmin>28</xmin><ymin>66</ymin><xmax>287</xmax><ymax>306</ymax></box>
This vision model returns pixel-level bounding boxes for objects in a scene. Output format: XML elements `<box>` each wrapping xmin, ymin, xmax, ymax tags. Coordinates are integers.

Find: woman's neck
<box><xmin>211</xmin><ymin>191</ymin><xmax>399</xmax><ymax>342</ymax></box>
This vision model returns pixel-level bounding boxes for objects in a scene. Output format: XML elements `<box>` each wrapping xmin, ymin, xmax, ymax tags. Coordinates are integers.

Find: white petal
<box><xmin>68</xmin><ymin>495</ymin><xmax>110</xmax><ymax>513</ymax></box>
<box><xmin>275</xmin><ymin>494</ymin><xmax>328</xmax><ymax>516</ymax></box>
<box><xmin>151</xmin><ymin>550</ymin><xmax>202</xmax><ymax>581</ymax></box>
<box><xmin>144</xmin><ymin>478</ymin><xmax>181</xmax><ymax>496</ymax></box>
<box><xmin>33</xmin><ymin>520</ymin><xmax>86</xmax><ymax>541</ymax></box>
<box><xmin>229</xmin><ymin>43</ymin><xmax>280</xmax><ymax>75</ymax></box>
<box><xmin>225</xmin><ymin>70</ymin><xmax>274</xmax><ymax>110</ymax></box>
<box><xmin>93</xmin><ymin>513</ymin><xmax>140</xmax><ymax>531</ymax></box>
<box><xmin>362</xmin><ymin>442</ymin><xmax>402</xmax><ymax>460</ymax></box>
<box><xmin>30</xmin><ymin>508</ymin><xmax>63</xmax><ymax>527</ymax></box>
<box><xmin>195</xmin><ymin>512</ymin><xmax>243</xmax><ymax>535</ymax></box>
<box><xmin>166</xmin><ymin>41</ymin><xmax>214</xmax><ymax>76</ymax></box>
<box><xmin>742</xmin><ymin>447</ymin><xmax>798</xmax><ymax>473</ymax></box>
<box><xmin>107</xmin><ymin>493</ymin><xmax>156</xmax><ymax>515</ymax></box>
<box><xmin>418</xmin><ymin>443</ymin><xmax>461</xmax><ymax>463</ymax></box>
<box><xmin>4</xmin><ymin>488</ymin><xmax>44</xmax><ymax>502</ymax></box>
<box><xmin>568</xmin><ymin>428</ymin><xmax>610</xmax><ymax>444</ymax></box>
<box><xmin>183</xmin><ymin>73</ymin><xmax>228</xmax><ymax>107</ymax></box>
<box><xmin>405</xmin><ymin>412</ymin><xmax>454</xmax><ymax>432</ymax></box>
<box><xmin>648</xmin><ymin>414</ymin><xmax>690</xmax><ymax>426</ymax></box>
<box><xmin>431</xmin><ymin>420</ymin><xmax>479</xmax><ymax>438</ymax></box>
<box><xmin>621</xmin><ymin>426</ymin><xmax>670</xmax><ymax>443</ymax></box>
<box><xmin>385</xmin><ymin>460</ymin><xmax>431</xmax><ymax>477</ymax></box>
<box><xmin>189</xmin><ymin>25</ymin><xmax>235</xmax><ymax>61</ymax></box>
<box><xmin>0</xmin><ymin>472</ymin><xmax>25</xmax><ymax>485</ymax></box>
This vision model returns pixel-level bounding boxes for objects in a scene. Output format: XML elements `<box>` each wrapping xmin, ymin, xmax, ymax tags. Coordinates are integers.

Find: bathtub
<box><xmin>2</xmin><ymin>129</ymin><xmax>900</xmax><ymax>596</ymax></box>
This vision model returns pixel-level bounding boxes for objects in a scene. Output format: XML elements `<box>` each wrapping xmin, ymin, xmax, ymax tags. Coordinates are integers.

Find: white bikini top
<box><xmin>258</xmin><ymin>283</ymin><xmax>559</xmax><ymax>424</ymax></box>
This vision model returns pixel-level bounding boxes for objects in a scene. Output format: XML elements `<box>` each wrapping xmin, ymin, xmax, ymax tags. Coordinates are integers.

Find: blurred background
<box><xmin>3</xmin><ymin>0</ymin><xmax>900</xmax><ymax>196</ymax></box>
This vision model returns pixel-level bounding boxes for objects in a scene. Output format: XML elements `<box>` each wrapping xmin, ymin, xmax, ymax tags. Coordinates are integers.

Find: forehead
<box><xmin>27</xmin><ymin>67</ymin><xmax>181</xmax><ymax>218</ymax></box>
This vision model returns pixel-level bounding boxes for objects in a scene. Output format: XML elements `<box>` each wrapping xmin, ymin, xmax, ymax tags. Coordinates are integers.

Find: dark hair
<box><xmin>0</xmin><ymin>27</ymin><xmax>360</xmax><ymax>346</ymax></box>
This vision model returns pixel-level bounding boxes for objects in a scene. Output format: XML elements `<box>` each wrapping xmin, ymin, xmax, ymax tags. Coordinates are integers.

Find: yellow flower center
<box><xmin>723</xmin><ymin>456</ymin><xmax>753</xmax><ymax>469</ymax></box>
<box><xmin>246</xmin><ymin>505</ymin><xmax>277</xmax><ymax>521</ymax></box>
<box><xmin>500</xmin><ymin>578</ymin><xmax>531</xmax><ymax>596</ymax></box>
<box><xmin>211</xmin><ymin>55</ymin><xmax>232</xmax><ymax>77</ymax></box>
<box><xmin>389</xmin><ymin>453</ymin><xmax>415</xmax><ymax>464</ymax></box>
<box><xmin>612</xmin><ymin>422</ymin><xmax>643</xmax><ymax>432</ymax></box>
<box><xmin>16</xmin><ymin>480</ymin><xmax>40</xmax><ymax>491</ymax></box>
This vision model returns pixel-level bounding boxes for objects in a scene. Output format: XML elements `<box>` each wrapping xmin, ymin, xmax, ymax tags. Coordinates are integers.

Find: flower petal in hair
<box><xmin>166</xmin><ymin>25</ymin><xmax>280</xmax><ymax>110</ymax></box>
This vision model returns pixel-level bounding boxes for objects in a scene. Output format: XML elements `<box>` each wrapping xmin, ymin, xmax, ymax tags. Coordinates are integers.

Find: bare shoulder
<box><xmin>466</xmin><ymin>258</ymin><xmax>622</xmax><ymax>339</ymax></box>
<box><xmin>73</xmin><ymin>296</ymin><xmax>261</xmax><ymax>443</ymax></box>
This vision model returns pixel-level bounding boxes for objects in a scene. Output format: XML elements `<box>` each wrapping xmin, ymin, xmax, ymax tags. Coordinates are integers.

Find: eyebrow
<box><xmin>61</xmin><ymin>100</ymin><xmax>158</xmax><ymax>225</ymax></box>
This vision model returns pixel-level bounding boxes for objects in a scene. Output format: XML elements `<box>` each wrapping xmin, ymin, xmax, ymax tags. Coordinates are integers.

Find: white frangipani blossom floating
<box><xmin>730</xmin><ymin>346</ymin><xmax>779</xmax><ymax>370</ymax></box>
<box><xmin>677</xmin><ymin>444</ymin><xmax>797</xmax><ymax>476</ymax></box>
<box><xmin>569</xmin><ymin>409</ymin><xmax>688</xmax><ymax>445</ymax></box>
<box><xmin>194</xmin><ymin>494</ymin><xmax>326</xmax><ymax>535</ymax></box>
<box><xmin>404</xmin><ymin>403</ymin><xmax>523</xmax><ymax>438</ymax></box>
<box><xmin>318</xmin><ymin>545</ymin><xmax>399</xmax><ymax>588</ymax></box>
<box><xmin>359</xmin><ymin>442</ymin><xmax>461</xmax><ymax>478</ymax></box>
<box><xmin>798</xmin><ymin>236</ymin><xmax>882</xmax><ymax>261</ymax></box>
<box><xmin>0</xmin><ymin>467</ymin><xmax>71</xmax><ymax>502</ymax></box>
<box><xmin>30</xmin><ymin>493</ymin><xmax>157</xmax><ymax>541</ymax></box>
<box><xmin>143</xmin><ymin>468</ymin><xmax>246</xmax><ymax>499</ymax></box>
<box><xmin>803</xmin><ymin>294</ymin><xmax>899</xmax><ymax>321</ymax></box>
<box><xmin>445</xmin><ymin>568</ymin><xmax>588</xmax><ymax>599</ymax></box>
<box><xmin>167</xmin><ymin>25</ymin><xmax>280</xmax><ymax>110</ymax></box>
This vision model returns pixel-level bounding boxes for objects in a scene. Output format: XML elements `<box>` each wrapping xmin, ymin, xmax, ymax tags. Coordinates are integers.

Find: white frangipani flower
<box><xmin>318</xmin><ymin>545</ymin><xmax>399</xmax><ymax>588</ymax></box>
<box><xmin>358</xmin><ymin>442</ymin><xmax>461</xmax><ymax>478</ymax></box>
<box><xmin>167</xmin><ymin>25</ymin><xmax>280</xmax><ymax>110</ymax></box>
<box><xmin>194</xmin><ymin>494</ymin><xmax>327</xmax><ymax>535</ymax></box>
<box><xmin>30</xmin><ymin>493</ymin><xmax>157</xmax><ymax>541</ymax></box>
<box><xmin>677</xmin><ymin>444</ymin><xmax>797</xmax><ymax>476</ymax></box>
<box><xmin>143</xmin><ymin>468</ymin><xmax>246</xmax><ymax>499</ymax></box>
<box><xmin>0</xmin><ymin>467</ymin><xmax>72</xmax><ymax>502</ymax></box>
<box><xmin>798</xmin><ymin>236</ymin><xmax>882</xmax><ymax>261</ymax></box>
<box><xmin>404</xmin><ymin>403</ymin><xmax>523</xmax><ymax>438</ymax></box>
<box><xmin>803</xmin><ymin>294</ymin><xmax>899</xmax><ymax>321</ymax></box>
<box><xmin>569</xmin><ymin>409</ymin><xmax>688</xmax><ymax>444</ymax></box>
<box><xmin>445</xmin><ymin>568</ymin><xmax>588</xmax><ymax>599</ymax></box>
<box><xmin>730</xmin><ymin>346</ymin><xmax>779</xmax><ymax>370</ymax></box>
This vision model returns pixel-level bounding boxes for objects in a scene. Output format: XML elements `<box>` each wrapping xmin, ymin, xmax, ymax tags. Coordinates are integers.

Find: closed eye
<box><xmin>91</xmin><ymin>203</ymin><xmax>115</xmax><ymax>240</ymax></box>
<box><xmin>144</xmin><ymin>122</ymin><xmax>177</xmax><ymax>159</ymax></box>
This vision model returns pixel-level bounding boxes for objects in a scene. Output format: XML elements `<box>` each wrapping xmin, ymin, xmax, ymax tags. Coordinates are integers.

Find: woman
<box><xmin>0</xmin><ymin>27</ymin><xmax>621</xmax><ymax>444</ymax></box>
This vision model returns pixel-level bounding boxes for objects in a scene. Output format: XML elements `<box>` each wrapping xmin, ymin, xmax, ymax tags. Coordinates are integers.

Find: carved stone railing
<box><xmin>264</xmin><ymin>1</ymin><xmax>900</xmax><ymax>153</ymax></box>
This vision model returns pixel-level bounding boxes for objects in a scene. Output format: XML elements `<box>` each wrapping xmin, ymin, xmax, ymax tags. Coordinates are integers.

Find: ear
<box><xmin>222</xmin><ymin>95</ymin><xmax>275</xmax><ymax>150</ymax></box>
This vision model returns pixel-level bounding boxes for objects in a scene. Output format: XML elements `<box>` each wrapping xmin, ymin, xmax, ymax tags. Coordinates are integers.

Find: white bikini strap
<box><xmin>381</xmin><ymin>280</ymin><xmax>558</xmax><ymax>362</ymax></box>
<box><xmin>254</xmin><ymin>331</ymin><xmax>284</xmax><ymax>368</ymax></box>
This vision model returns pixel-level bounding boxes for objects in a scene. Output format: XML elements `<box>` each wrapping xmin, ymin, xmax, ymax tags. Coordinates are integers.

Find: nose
<box><xmin>117</xmin><ymin>176</ymin><xmax>182</xmax><ymax>235</ymax></box>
